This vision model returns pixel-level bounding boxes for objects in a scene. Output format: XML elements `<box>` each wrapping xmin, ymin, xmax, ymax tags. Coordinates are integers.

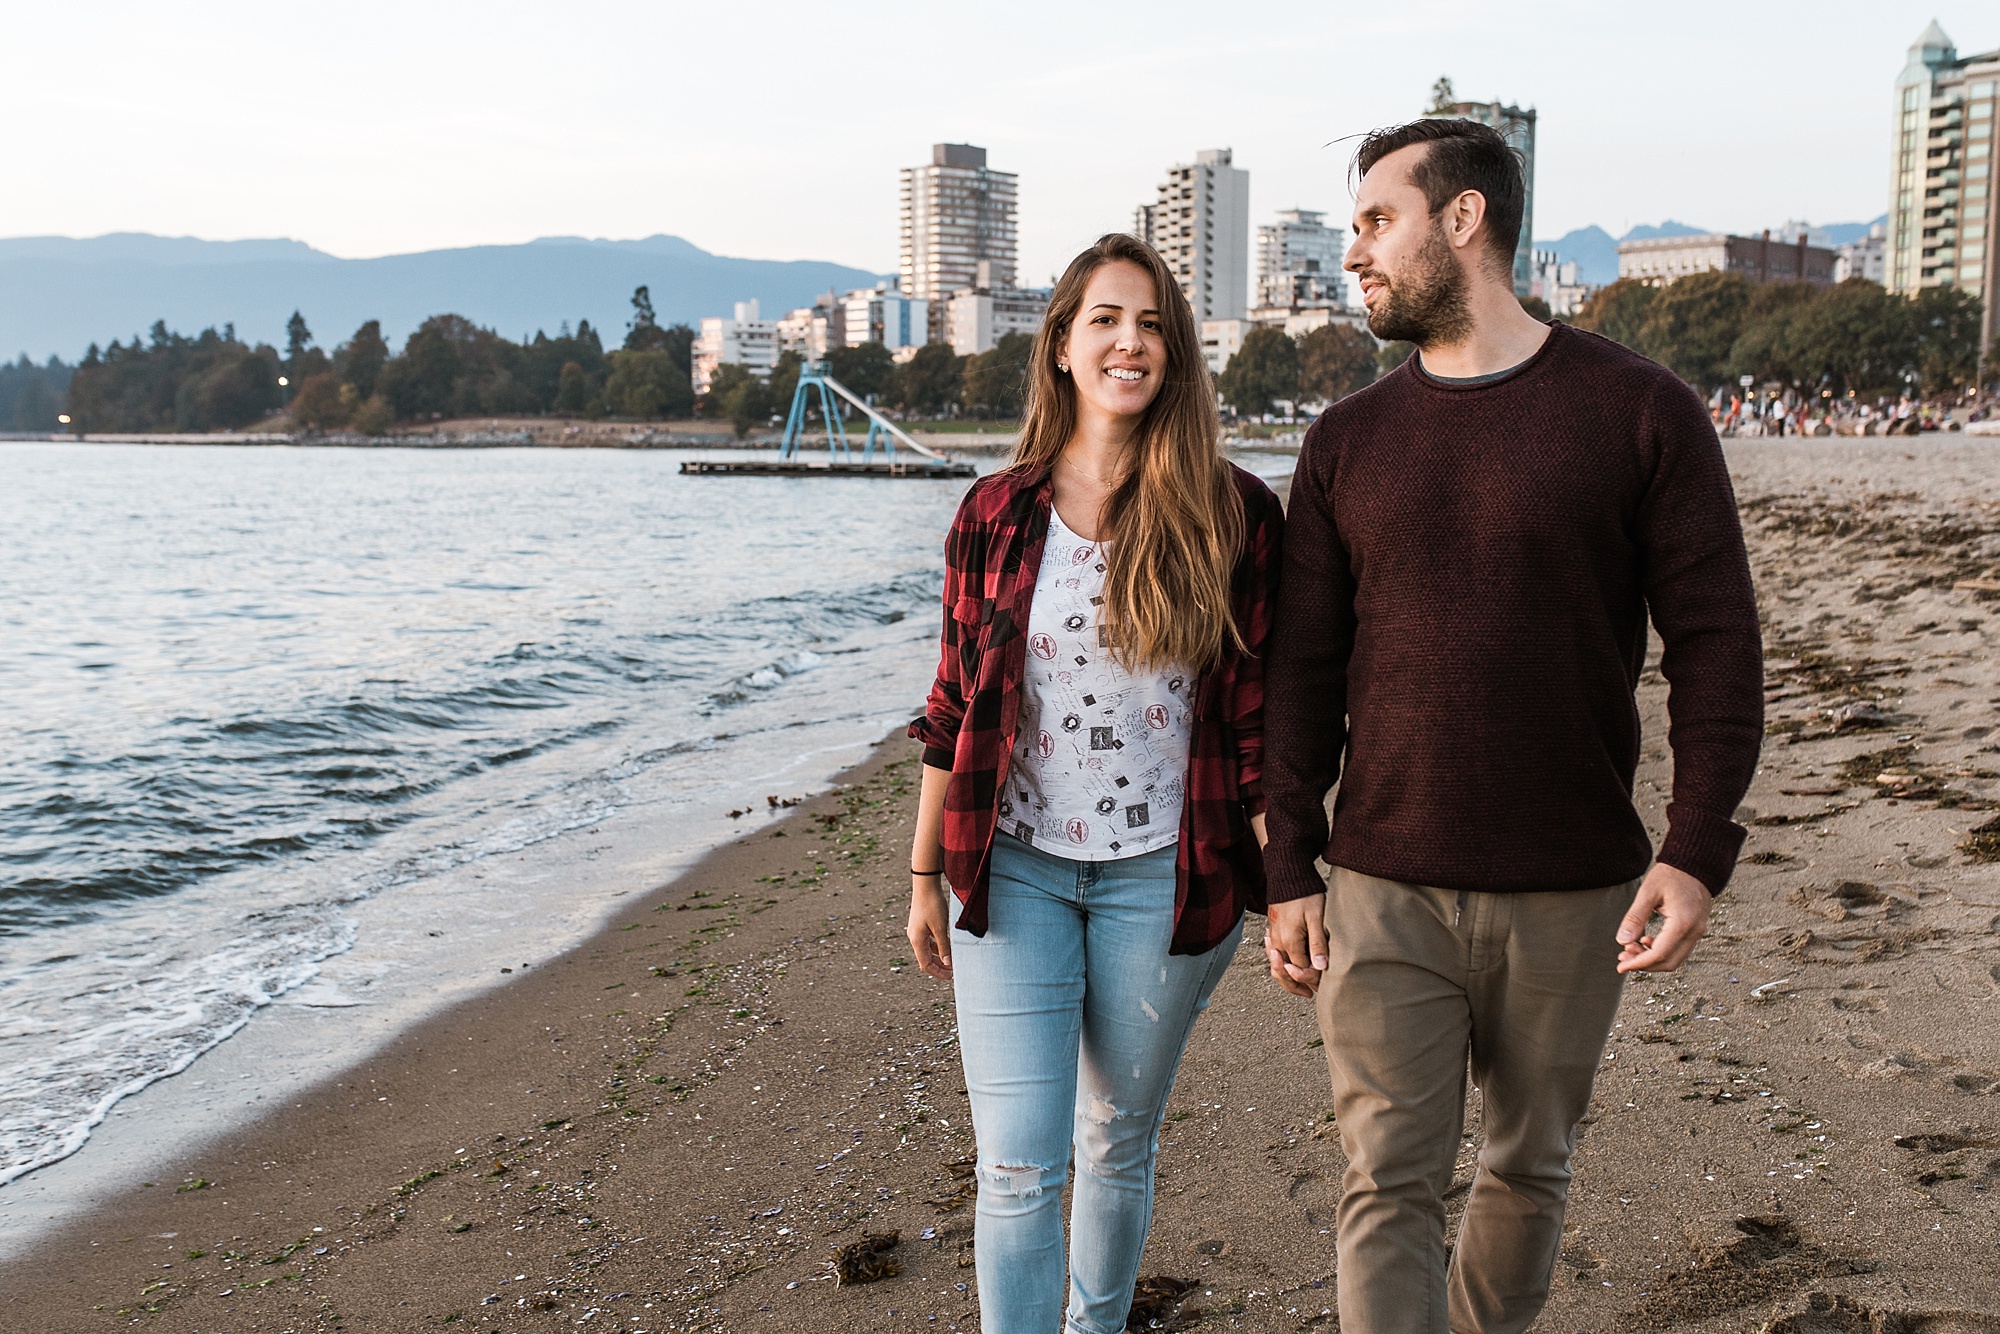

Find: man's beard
<box><xmin>1361</xmin><ymin>222</ymin><xmax>1472</xmax><ymax>347</ymax></box>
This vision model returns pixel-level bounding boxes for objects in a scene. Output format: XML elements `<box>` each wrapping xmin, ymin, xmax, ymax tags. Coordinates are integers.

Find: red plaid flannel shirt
<box><xmin>908</xmin><ymin>463</ymin><xmax>1283</xmax><ymax>955</ymax></box>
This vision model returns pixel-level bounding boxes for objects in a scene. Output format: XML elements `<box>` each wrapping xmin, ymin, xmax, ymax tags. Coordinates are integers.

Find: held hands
<box><xmin>1251</xmin><ymin>815</ymin><xmax>1332</xmax><ymax>1000</ymax></box>
<box><xmin>1616</xmin><ymin>862</ymin><xmax>1712</xmax><ymax>973</ymax></box>
<box><xmin>907</xmin><ymin>875</ymin><xmax>954</xmax><ymax>980</ymax></box>
<box><xmin>1264</xmin><ymin>894</ymin><xmax>1328</xmax><ymax>998</ymax></box>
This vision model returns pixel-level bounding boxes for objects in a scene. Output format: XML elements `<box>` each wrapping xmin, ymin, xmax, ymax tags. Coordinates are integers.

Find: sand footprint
<box><xmin>1764</xmin><ymin>1290</ymin><xmax>2000</xmax><ymax>1333</ymax></box>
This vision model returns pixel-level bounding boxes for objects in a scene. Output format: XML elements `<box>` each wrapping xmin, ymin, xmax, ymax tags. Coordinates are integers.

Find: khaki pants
<box><xmin>1316</xmin><ymin>867</ymin><xmax>1637</xmax><ymax>1334</ymax></box>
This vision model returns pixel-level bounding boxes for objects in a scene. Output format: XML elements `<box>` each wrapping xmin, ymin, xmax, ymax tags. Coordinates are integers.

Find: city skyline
<box><xmin>5</xmin><ymin>3</ymin><xmax>1990</xmax><ymax>290</ymax></box>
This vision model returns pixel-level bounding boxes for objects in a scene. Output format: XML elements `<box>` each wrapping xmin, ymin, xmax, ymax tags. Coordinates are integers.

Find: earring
<box><xmin>1057</xmin><ymin>363</ymin><xmax>1069</xmax><ymax>373</ymax></box>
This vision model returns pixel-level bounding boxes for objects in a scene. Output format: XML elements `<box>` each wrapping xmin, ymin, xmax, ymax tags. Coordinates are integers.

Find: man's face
<box><xmin>1345</xmin><ymin>143</ymin><xmax>1471</xmax><ymax>347</ymax></box>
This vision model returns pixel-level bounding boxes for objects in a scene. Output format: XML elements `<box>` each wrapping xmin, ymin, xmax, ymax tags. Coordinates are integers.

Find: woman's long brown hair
<box><xmin>1010</xmin><ymin>233</ymin><xmax>1245</xmax><ymax>673</ymax></box>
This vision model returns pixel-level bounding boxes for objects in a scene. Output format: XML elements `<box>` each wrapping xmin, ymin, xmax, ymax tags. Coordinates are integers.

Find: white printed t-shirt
<box><xmin>1003</xmin><ymin>506</ymin><xmax>1193</xmax><ymax>859</ymax></box>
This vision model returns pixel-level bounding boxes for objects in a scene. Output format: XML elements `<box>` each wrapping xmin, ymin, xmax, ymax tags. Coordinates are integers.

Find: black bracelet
<box><xmin>911</xmin><ymin>868</ymin><xmax>943</xmax><ymax>878</ymax></box>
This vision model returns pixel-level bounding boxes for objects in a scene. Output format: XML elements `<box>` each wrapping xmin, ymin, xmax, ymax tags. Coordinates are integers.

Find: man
<box><xmin>1261</xmin><ymin>118</ymin><xmax>1763</xmax><ymax>1334</ymax></box>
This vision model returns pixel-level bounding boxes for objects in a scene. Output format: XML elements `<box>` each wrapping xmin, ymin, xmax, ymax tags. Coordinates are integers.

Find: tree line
<box><xmin>62</xmin><ymin>287</ymin><xmax>700</xmax><ymax>434</ymax></box>
<box><xmin>0</xmin><ymin>354</ymin><xmax>73</xmax><ymax>431</ymax></box>
<box><xmin>1570</xmin><ymin>274</ymin><xmax>1981</xmax><ymax>400</ymax></box>
<box><xmin>1214</xmin><ymin>321</ymin><xmax>1387</xmax><ymax>418</ymax></box>
<box><xmin>55</xmin><ymin>285</ymin><xmax>1050</xmax><ymax>435</ymax></box>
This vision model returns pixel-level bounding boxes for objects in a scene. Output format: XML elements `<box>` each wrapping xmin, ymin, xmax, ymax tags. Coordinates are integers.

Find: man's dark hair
<box><xmin>1354</xmin><ymin>119</ymin><xmax>1524</xmax><ymax>277</ymax></box>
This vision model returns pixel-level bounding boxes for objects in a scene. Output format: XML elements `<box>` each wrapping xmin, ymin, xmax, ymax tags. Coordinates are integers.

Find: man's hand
<box><xmin>1616</xmin><ymin>862</ymin><xmax>1711</xmax><ymax>973</ymax></box>
<box><xmin>1265</xmin><ymin>894</ymin><xmax>1328</xmax><ymax>998</ymax></box>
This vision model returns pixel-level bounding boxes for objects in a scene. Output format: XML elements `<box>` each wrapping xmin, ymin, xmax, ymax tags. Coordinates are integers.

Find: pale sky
<box><xmin>7</xmin><ymin>1</ymin><xmax>1991</xmax><ymax>280</ymax></box>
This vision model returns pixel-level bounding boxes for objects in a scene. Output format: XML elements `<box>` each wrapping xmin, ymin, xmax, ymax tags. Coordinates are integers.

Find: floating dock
<box><xmin>679</xmin><ymin>459</ymin><xmax>976</xmax><ymax>478</ymax></box>
<box><xmin>684</xmin><ymin>363</ymin><xmax>976</xmax><ymax>479</ymax></box>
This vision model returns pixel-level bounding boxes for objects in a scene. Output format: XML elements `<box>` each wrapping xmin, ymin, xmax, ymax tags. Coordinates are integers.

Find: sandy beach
<box><xmin>2</xmin><ymin>438</ymin><xmax>1998</xmax><ymax>1333</ymax></box>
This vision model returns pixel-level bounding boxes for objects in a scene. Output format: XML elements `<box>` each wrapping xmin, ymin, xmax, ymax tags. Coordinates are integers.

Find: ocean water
<box><xmin>0</xmin><ymin>442</ymin><xmax>1297</xmax><ymax>1192</ymax></box>
<box><xmin>0</xmin><ymin>443</ymin><xmax>980</xmax><ymax>1186</ymax></box>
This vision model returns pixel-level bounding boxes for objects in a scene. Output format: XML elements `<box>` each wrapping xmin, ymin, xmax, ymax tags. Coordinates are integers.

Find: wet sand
<box><xmin>2</xmin><ymin>439</ymin><xmax>1997</xmax><ymax>1333</ymax></box>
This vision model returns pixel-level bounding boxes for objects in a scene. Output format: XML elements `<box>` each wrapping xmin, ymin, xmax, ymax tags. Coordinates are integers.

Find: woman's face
<box><xmin>1060</xmin><ymin>260</ymin><xmax>1168</xmax><ymax>424</ymax></box>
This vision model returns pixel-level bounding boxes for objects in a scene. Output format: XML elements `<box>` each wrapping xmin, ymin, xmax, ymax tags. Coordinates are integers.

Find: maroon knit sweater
<box><xmin>1262</xmin><ymin>323</ymin><xmax>1763</xmax><ymax>902</ymax></box>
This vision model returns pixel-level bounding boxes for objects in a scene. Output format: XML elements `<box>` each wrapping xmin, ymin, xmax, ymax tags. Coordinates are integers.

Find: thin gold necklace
<box><xmin>1059</xmin><ymin>454</ymin><xmax>1123</xmax><ymax>488</ymax></box>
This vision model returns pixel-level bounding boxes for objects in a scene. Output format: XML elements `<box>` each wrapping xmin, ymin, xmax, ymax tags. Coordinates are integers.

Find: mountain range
<box><xmin>0</xmin><ymin>234</ymin><xmax>887</xmax><ymax>362</ymax></box>
<box><xmin>1533</xmin><ymin>218</ymin><xmax>1887</xmax><ymax>288</ymax></box>
<box><xmin>3</xmin><ymin>216</ymin><xmax>1897</xmax><ymax>362</ymax></box>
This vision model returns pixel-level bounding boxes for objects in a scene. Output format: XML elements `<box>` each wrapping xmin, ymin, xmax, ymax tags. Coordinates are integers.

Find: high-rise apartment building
<box><xmin>1134</xmin><ymin>149</ymin><xmax>1251</xmax><ymax>322</ymax></box>
<box><xmin>841</xmin><ymin>282</ymin><xmax>928</xmax><ymax>354</ymax></box>
<box><xmin>1886</xmin><ymin>22</ymin><xmax>1997</xmax><ymax>369</ymax></box>
<box><xmin>900</xmin><ymin>144</ymin><xmax>1018</xmax><ymax>337</ymax></box>
<box><xmin>1422</xmin><ymin>96</ymin><xmax>1537</xmax><ymax>297</ymax></box>
<box><xmin>1255</xmin><ymin>209</ymin><xmax>1347</xmax><ymax>310</ymax></box>
<box><xmin>692</xmin><ymin>300</ymin><xmax>776</xmax><ymax>393</ymax></box>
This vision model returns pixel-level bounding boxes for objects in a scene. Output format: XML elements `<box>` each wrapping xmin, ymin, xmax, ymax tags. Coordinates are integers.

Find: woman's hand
<box><xmin>908</xmin><ymin>763</ymin><xmax>955</xmax><ymax>981</ymax></box>
<box><xmin>907</xmin><ymin>878</ymin><xmax>954</xmax><ymax>980</ymax></box>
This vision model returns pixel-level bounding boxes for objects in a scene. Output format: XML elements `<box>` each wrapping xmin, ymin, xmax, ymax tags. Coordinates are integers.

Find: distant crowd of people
<box><xmin>1712</xmin><ymin>386</ymin><xmax>1998</xmax><ymax>437</ymax></box>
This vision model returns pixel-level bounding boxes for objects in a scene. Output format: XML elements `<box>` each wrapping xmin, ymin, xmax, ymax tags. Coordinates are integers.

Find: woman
<box><xmin>906</xmin><ymin>232</ymin><xmax>1283</xmax><ymax>1333</ymax></box>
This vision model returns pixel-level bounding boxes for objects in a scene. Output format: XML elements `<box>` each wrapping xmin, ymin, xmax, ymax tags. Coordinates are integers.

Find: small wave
<box><xmin>0</xmin><ymin>905</ymin><xmax>353</xmax><ymax>1187</ymax></box>
<box><xmin>0</xmin><ymin>447</ymin><xmax>962</xmax><ymax>1185</ymax></box>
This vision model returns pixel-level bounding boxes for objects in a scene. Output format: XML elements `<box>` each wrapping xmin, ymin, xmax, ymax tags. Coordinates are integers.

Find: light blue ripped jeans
<box><xmin>950</xmin><ymin>831</ymin><xmax>1242</xmax><ymax>1334</ymax></box>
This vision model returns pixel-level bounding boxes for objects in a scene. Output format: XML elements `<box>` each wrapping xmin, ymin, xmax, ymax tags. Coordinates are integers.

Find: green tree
<box><xmin>334</xmin><ymin>320</ymin><xmax>390</xmax><ymax>400</ymax></box>
<box><xmin>1376</xmin><ymin>341</ymin><xmax>1415</xmax><ymax>377</ymax></box>
<box><xmin>766</xmin><ymin>350</ymin><xmax>804</xmax><ymax>419</ymax></box>
<box><xmin>1572</xmin><ymin>278</ymin><xmax>1657</xmax><ymax>351</ymax></box>
<box><xmin>961</xmin><ymin>332</ymin><xmax>1035</xmax><ymax>419</ymax></box>
<box><xmin>351</xmin><ymin>392</ymin><xmax>395</xmax><ymax>436</ymax></box>
<box><xmin>625</xmin><ymin>285</ymin><xmax>660</xmax><ymax>348</ymax></box>
<box><xmin>624</xmin><ymin>285</ymin><xmax>688</xmax><ymax>357</ymax></box>
<box><xmin>1639</xmin><ymin>270</ymin><xmax>1753</xmax><ymax>391</ymax></box>
<box><xmin>175</xmin><ymin>347</ymin><xmax>280</xmax><ymax>430</ymax></box>
<box><xmin>64</xmin><ymin>323</ymin><xmax>281</xmax><ymax>431</ymax></box>
<box><xmin>378</xmin><ymin>313</ymin><xmax>537</xmax><ymax>420</ymax></box>
<box><xmin>1781</xmin><ymin>280</ymin><xmax>1913</xmax><ymax>397</ymax></box>
<box><xmin>828</xmin><ymin>342</ymin><xmax>896</xmax><ymax>400</ymax></box>
<box><xmin>1519</xmin><ymin>294</ymin><xmax>1553</xmax><ymax>322</ymax></box>
<box><xmin>658</xmin><ymin>324</ymin><xmax>695</xmax><ymax>375</ymax></box>
<box><xmin>1910</xmin><ymin>285</ymin><xmax>1982</xmax><ymax>394</ymax></box>
<box><xmin>0</xmin><ymin>354</ymin><xmax>72</xmax><ymax>431</ymax></box>
<box><xmin>523</xmin><ymin>321</ymin><xmax>607</xmax><ymax>411</ymax></box>
<box><xmin>280</xmin><ymin>312</ymin><xmax>329</xmax><ymax>405</ymax></box>
<box><xmin>1429</xmin><ymin>76</ymin><xmax>1457</xmax><ymax>113</ymax></box>
<box><xmin>1296</xmin><ymin>322</ymin><xmax>1378</xmax><ymax>405</ymax></box>
<box><xmin>701</xmin><ymin>363</ymin><xmax>767</xmax><ymax>437</ymax></box>
<box><xmin>285</xmin><ymin>311</ymin><xmax>311</xmax><ymax>364</ymax></box>
<box><xmin>554</xmin><ymin>361</ymin><xmax>599</xmax><ymax>416</ymax></box>
<box><xmin>603</xmin><ymin>348</ymin><xmax>694</xmax><ymax>419</ymax></box>
<box><xmin>890</xmin><ymin>342</ymin><xmax>964</xmax><ymax>417</ymax></box>
<box><xmin>291</xmin><ymin>371</ymin><xmax>348</xmax><ymax>429</ymax></box>
<box><xmin>1727</xmin><ymin>281</ymin><xmax>1824</xmax><ymax>391</ymax></box>
<box><xmin>1217</xmin><ymin>326</ymin><xmax>1299</xmax><ymax>416</ymax></box>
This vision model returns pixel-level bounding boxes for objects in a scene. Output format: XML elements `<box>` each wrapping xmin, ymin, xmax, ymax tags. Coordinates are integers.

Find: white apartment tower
<box><xmin>900</xmin><ymin>144</ymin><xmax>1018</xmax><ymax>331</ymax></box>
<box><xmin>1256</xmin><ymin>209</ymin><xmax>1347</xmax><ymax>310</ymax></box>
<box><xmin>692</xmin><ymin>300</ymin><xmax>777</xmax><ymax>394</ymax></box>
<box><xmin>1134</xmin><ymin>149</ymin><xmax>1251</xmax><ymax>322</ymax></box>
<box><xmin>1886</xmin><ymin>22</ymin><xmax>1998</xmax><ymax>369</ymax></box>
